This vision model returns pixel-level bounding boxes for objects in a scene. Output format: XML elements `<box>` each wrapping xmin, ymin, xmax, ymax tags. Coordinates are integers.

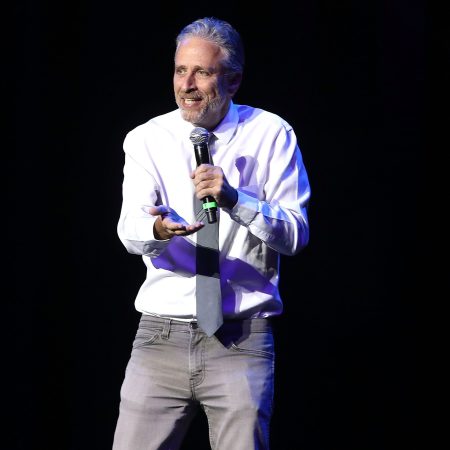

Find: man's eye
<box><xmin>196</xmin><ymin>70</ymin><xmax>210</xmax><ymax>77</ymax></box>
<box><xmin>175</xmin><ymin>68</ymin><xmax>186</xmax><ymax>75</ymax></box>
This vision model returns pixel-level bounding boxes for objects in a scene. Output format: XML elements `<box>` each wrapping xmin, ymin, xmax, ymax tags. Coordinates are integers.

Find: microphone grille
<box><xmin>189</xmin><ymin>127</ymin><xmax>210</xmax><ymax>145</ymax></box>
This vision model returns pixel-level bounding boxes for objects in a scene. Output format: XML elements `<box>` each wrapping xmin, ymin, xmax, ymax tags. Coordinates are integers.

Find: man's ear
<box><xmin>227</xmin><ymin>73</ymin><xmax>242</xmax><ymax>97</ymax></box>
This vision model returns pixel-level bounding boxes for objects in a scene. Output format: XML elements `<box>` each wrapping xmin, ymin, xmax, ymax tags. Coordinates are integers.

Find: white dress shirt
<box><xmin>117</xmin><ymin>101</ymin><xmax>311</xmax><ymax>320</ymax></box>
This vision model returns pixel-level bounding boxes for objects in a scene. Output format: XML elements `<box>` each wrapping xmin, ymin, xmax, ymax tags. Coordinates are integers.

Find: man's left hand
<box><xmin>191</xmin><ymin>164</ymin><xmax>238</xmax><ymax>210</ymax></box>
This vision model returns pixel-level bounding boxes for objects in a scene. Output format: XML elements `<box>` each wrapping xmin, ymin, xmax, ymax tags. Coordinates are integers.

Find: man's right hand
<box><xmin>149</xmin><ymin>205</ymin><xmax>204</xmax><ymax>240</ymax></box>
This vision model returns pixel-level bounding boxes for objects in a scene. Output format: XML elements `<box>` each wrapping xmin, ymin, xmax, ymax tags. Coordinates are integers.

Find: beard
<box><xmin>177</xmin><ymin>93</ymin><xmax>226</xmax><ymax>127</ymax></box>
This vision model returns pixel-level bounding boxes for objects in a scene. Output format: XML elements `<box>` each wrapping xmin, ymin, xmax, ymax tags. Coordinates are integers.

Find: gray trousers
<box><xmin>112</xmin><ymin>314</ymin><xmax>275</xmax><ymax>450</ymax></box>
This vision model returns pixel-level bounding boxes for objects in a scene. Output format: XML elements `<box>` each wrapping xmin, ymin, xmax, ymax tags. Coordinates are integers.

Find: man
<box><xmin>113</xmin><ymin>16</ymin><xmax>311</xmax><ymax>450</ymax></box>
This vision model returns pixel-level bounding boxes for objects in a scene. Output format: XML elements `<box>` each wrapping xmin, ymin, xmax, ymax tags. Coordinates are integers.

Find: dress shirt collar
<box><xmin>211</xmin><ymin>101</ymin><xmax>238</xmax><ymax>145</ymax></box>
<box><xmin>175</xmin><ymin>101</ymin><xmax>238</xmax><ymax>146</ymax></box>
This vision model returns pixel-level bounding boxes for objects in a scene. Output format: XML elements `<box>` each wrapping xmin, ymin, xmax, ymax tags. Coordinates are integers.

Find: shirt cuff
<box><xmin>133</xmin><ymin>216</ymin><xmax>171</xmax><ymax>256</ymax></box>
<box><xmin>226</xmin><ymin>190</ymin><xmax>259</xmax><ymax>226</ymax></box>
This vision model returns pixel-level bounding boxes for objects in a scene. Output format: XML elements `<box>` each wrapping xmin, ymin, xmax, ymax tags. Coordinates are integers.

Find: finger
<box><xmin>187</xmin><ymin>221</ymin><xmax>204</xmax><ymax>231</ymax></box>
<box><xmin>196</xmin><ymin>181</ymin><xmax>220</xmax><ymax>200</ymax></box>
<box><xmin>169</xmin><ymin>222</ymin><xmax>203</xmax><ymax>237</ymax></box>
<box><xmin>149</xmin><ymin>205</ymin><xmax>169</xmax><ymax>216</ymax></box>
<box><xmin>196</xmin><ymin>163</ymin><xmax>213</xmax><ymax>171</ymax></box>
<box><xmin>182</xmin><ymin>222</ymin><xmax>205</xmax><ymax>235</ymax></box>
<box><xmin>194</xmin><ymin>164</ymin><xmax>216</xmax><ymax>180</ymax></box>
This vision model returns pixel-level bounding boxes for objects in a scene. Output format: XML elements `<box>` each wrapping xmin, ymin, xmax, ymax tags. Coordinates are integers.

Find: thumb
<box><xmin>149</xmin><ymin>205</ymin><xmax>170</xmax><ymax>217</ymax></box>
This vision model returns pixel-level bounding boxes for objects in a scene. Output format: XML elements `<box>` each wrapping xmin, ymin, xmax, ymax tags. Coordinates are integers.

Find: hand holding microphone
<box><xmin>190</xmin><ymin>127</ymin><xmax>218</xmax><ymax>224</ymax></box>
<box><xmin>190</xmin><ymin>127</ymin><xmax>239</xmax><ymax>224</ymax></box>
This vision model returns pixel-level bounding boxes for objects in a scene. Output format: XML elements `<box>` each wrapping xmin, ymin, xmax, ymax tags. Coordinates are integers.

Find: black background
<box><xmin>11</xmin><ymin>1</ymin><xmax>422</xmax><ymax>449</ymax></box>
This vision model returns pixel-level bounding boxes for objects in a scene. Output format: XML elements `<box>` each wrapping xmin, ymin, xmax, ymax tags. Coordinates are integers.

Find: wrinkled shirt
<box><xmin>117</xmin><ymin>101</ymin><xmax>311</xmax><ymax>320</ymax></box>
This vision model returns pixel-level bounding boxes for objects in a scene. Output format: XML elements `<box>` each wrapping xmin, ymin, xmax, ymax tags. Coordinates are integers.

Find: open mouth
<box><xmin>182</xmin><ymin>98</ymin><xmax>202</xmax><ymax>108</ymax></box>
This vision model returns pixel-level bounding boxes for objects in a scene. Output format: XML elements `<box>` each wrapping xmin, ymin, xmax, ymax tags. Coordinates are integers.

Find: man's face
<box><xmin>174</xmin><ymin>37</ymin><xmax>239</xmax><ymax>130</ymax></box>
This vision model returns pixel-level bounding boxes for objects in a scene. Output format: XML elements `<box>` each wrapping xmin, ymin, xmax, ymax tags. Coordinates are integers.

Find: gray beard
<box><xmin>179</xmin><ymin>96</ymin><xmax>224</xmax><ymax>126</ymax></box>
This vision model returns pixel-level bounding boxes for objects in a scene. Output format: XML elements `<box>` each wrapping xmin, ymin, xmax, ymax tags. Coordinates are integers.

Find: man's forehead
<box><xmin>175</xmin><ymin>37</ymin><xmax>224</xmax><ymax>63</ymax></box>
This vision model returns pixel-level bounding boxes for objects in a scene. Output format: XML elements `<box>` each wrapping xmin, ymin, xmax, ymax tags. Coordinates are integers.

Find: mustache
<box><xmin>181</xmin><ymin>94</ymin><xmax>203</xmax><ymax>100</ymax></box>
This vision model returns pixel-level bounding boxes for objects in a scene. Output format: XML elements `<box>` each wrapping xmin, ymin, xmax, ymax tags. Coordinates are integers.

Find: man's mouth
<box><xmin>184</xmin><ymin>98</ymin><xmax>201</xmax><ymax>104</ymax></box>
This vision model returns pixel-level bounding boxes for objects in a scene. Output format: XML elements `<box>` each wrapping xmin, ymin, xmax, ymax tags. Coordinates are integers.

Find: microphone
<box><xmin>189</xmin><ymin>127</ymin><xmax>218</xmax><ymax>224</ymax></box>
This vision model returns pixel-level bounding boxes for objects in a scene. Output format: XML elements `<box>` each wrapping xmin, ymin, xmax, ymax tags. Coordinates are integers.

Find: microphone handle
<box><xmin>194</xmin><ymin>143</ymin><xmax>211</xmax><ymax>165</ymax></box>
<box><xmin>194</xmin><ymin>143</ymin><xmax>217</xmax><ymax>224</ymax></box>
<box><xmin>203</xmin><ymin>196</ymin><xmax>217</xmax><ymax>223</ymax></box>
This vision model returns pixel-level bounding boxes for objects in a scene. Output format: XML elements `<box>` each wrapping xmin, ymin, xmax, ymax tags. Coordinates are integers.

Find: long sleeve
<box><xmin>117</xmin><ymin>136</ymin><xmax>170</xmax><ymax>257</ymax></box>
<box><xmin>115</xmin><ymin>105</ymin><xmax>310</xmax><ymax>320</ymax></box>
<box><xmin>225</xmin><ymin>126</ymin><xmax>310</xmax><ymax>256</ymax></box>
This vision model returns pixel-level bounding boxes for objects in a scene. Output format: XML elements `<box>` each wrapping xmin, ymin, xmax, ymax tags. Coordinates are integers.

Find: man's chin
<box><xmin>180</xmin><ymin>109</ymin><xmax>203</xmax><ymax>124</ymax></box>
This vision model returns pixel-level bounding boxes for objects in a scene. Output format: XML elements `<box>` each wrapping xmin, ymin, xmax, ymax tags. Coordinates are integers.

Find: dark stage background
<box><xmin>11</xmin><ymin>1</ymin><xmax>422</xmax><ymax>449</ymax></box>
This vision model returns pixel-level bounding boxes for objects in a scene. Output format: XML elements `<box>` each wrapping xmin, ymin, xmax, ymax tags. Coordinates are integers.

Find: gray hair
<box><xmin>175</xmin><ymin>17</ymin><xmax>245</xmax><ymax>74</ymax></box>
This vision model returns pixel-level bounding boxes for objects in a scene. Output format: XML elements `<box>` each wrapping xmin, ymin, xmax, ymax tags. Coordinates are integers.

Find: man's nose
<box><xmin>181</xmin><ymin>73</ymin><xmax>197</xmax><ymax>91</ymax></box>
